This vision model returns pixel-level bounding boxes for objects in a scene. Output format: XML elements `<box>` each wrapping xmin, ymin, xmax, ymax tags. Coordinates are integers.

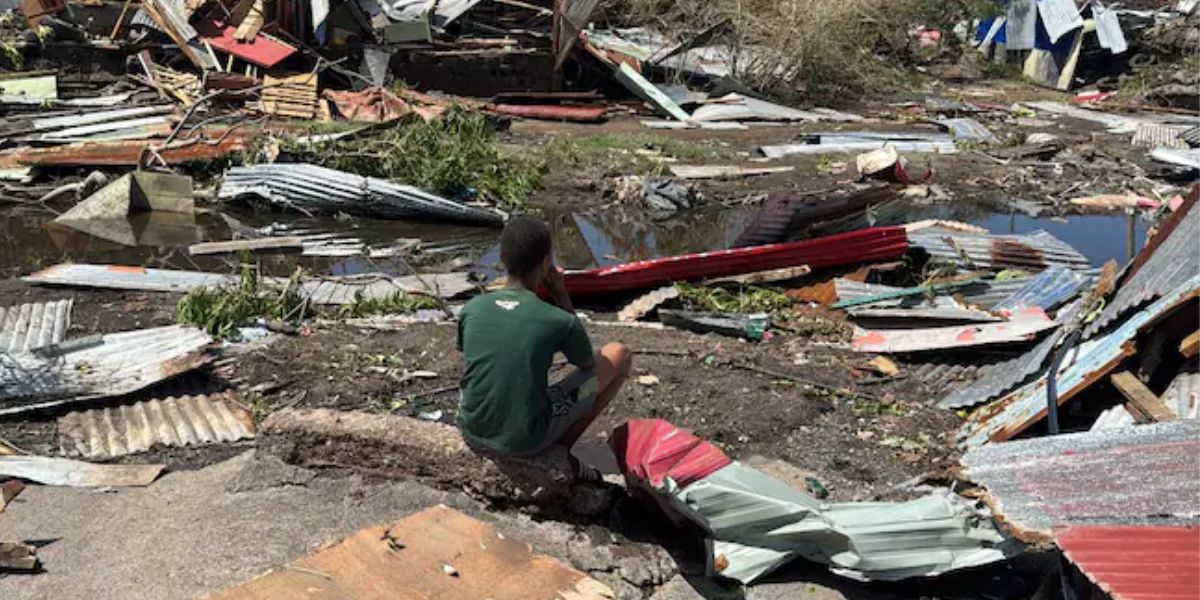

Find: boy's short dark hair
<box><xmin>500</xmin><ymin>217</ymin><xmax>552</xmax><ymax>276</ymax></box>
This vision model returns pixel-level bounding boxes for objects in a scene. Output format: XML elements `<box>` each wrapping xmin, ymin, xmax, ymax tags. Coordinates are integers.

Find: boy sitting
<box><xmin>457</xmin><ymin>217</ymin><xmax>632</xmax><ymax>480</ymax></box>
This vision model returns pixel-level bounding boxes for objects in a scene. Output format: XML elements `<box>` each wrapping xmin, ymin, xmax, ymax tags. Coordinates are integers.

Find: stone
<box><xmin>258</xmin><ymin>408</ymin><xmax>575</xmax><ymax>509</ymax></box>
<box><xmin>592</xmin><ymin>571</ymin><xmax>644</xmax><ymax>600</ymax></box>
<box><xmin>567</xmin><ymin>534</ymin><xmax>617</xmax><ymax>573</ymax></box>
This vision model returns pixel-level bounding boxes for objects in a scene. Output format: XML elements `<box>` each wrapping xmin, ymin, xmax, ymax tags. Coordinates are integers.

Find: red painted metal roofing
<box><xmin>564</xmin><ymin>226</ymin><xmax>908</xmax><ymax>297</ymax></box>
<box><xmin>490</xmin><ymin>104</ymin><xmax>608</xmax><ymax>122</ymax></box>
<box><xmin>610</xmin><ymin>419</ymin><xmax>731</xmax><ymax>489</ymax></box>
<box><xmin>1056</xmin><ymin>525</ymin><xmax>1200</xmax><ymax>600</ymax></box>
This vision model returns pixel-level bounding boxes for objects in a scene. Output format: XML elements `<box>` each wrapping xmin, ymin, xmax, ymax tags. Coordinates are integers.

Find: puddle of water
<box><xmin>0</xmin><ymin>195</ymin><xmax>1146</xmax><ymax>281</ymax></box>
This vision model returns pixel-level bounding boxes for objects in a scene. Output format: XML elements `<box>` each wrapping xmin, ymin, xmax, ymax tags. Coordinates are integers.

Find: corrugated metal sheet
<box><xmin>58</xmin><ymin>394</ymin><xmax>255</xmax><ymax>459</ymax></box>
<box><xmin>732</xmin><ymin>186</ymin><xmax>896</xmax><ymax>247</ymax></box>
<box><xmin>959</xmin><ymin>276</ymin><xmax>1199</xmax><ymax>447</ymax></box>
<box><xmin>907</xmin><ymin>359</ymin><xmax>991</xmax><ymax>398</ymax></box>
<box><xmin>0</xmin><ymin>325</ymin><xmax>213</xmax><ymax>412</ymax></box>
<box><xmin>37</xmin><ymin>116</ymin><xmax>174</xmax><ymax>142</ymax></box>
<box><xmin>1086</xmin><ymin>189</ymin><xmax>1198</xmax><ymax>337</ymax></box>
<box><xmin>835</xmin><ymin>276</ymin><xmax>1032</xmax><ymax>310</ymax></box>
<box><xmin>23</xmin><ymin>264</ymin><xmax>476</xmax><ymax>302</ymax></box>
<box><xmin>938</xmin><ymin>330</ymin><xmax>1062</xmax><ymax>409</ymax></box>
<box><xmin>762</xmin><ymin>139</ymin><xmax>957</xmax><ymax>158</ymax></box>
<box><xmin>0</xmin><ymin>455</ymin><xmax>163</xmax><ymax>487</ymax></box>
<box><xmin>219</xmin><ymin>163</ymin><xmax>504</xmax><ymax>225</ymax></box>
<box><xmin>993</xmin><ymin>266</ymin><xmax>1091</xmax><ymax>311</ymax></box>
<box><xmin>1132</xmin><ymin>122</ymin><xmax>1189</xmax><ymax>148</ymax></box>
<box><xmin>847</xmin><ymin>305</ymin><xmax>1001</xmax><ymax>322</ymax></box>
<box><xmin>961</xmin><ymin>420</ymin><xmax>1200</xmax><ymax>540</ymax></box>
<box><xmin>1089</xmin><ymin>404</ymin><xmax>1136</xmax><ymax>430</ymax></box>
<box><xmin>691</xmin><ymin>94</ymin><xmax>831</xmax><ymax>122</ymax></box>
<box><xmin>1150</xmin><ymin>147</ymin><xmax>1200</xmax><ymax>169</ymax></box>
<box><xmin>1022</xmin><ymin>101</ymin><xmax>1143</xmax><ymax>133</ymax></box>
<box><xmin>1181</xmin><ymin>125</ymin><xmax>1200</xmax><ymax>147</ymax></box>
<box><xmin>851</xmin><ymin>307</ymin><xmax>1055</xmax><ymax>353</ymax></box>
<box><xmin>0</xmin><ymin>299</ymin><xmax>72</xmax><ymax>353</ymax></box>
<box><xmin>612</xmin><ymin>419</ymin><xmax>1014</xmax><ymax>585</ymax></box>
<box><xmin>1056</xmin><ymin>525</ymin><xmax>1200</xmax><ymax>600</ymax></box>
<box><xmin>937</xmin><ymin>117</ymin><xmax>999</xmax><ymax>143</ymax></box>
<box><xmin>910</xmin><ymin>230</ymin><xmax>1092</xmax><ymax>272</ymax></box>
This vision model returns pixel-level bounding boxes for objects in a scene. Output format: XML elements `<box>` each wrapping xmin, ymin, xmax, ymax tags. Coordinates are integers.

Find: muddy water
<box><xmin>0</xmin><ymin>198</ymin><xmax>1146</xmax><ymax>281</ymax></box>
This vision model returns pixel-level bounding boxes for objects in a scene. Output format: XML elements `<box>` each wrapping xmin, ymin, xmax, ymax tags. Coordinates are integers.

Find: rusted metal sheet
<box><xmin>0</xmin><ymin>299</ymin><xmax>72</xmax><ymax>353</ymax></box>
<box><xmin>1086</xmin><ymin>185</ymin><xmax>1198</xmax><ymax>337</ymax></box>
<box><xmin>0</xmin><ymin>325</ymin><xmax>214</xmax><ymax>413</ymax></box>
<box><xmin>206</xmin><ymin>505</ymin><xmax>613</xmax><ymax>599</ymax></box>
<box><xmin>733</xmin><ymin>186</ymin><xmax>896</xmax><ymax>247</ymax></box>
<box><xmin>851</xmin><ymin>307</ymin><xmax>1055</xmax><ymax>353</ymax></box>
<box><xmin>1056</xmin><ymin>525</ymin><xmax>1200</xmax><ymax>600</ymax></box>
<box><xmin>0</xmin><ymin>131</ymin><xmax>249</xmax><ymax>167</ymax></box>
<box><xmin>960</xmin><ymin>276</ymin><xmax>1199</xmax><ymax>447</ymax></box>
<box><xmin>961</xmin><ymin>420</ymin><xmax>1200</xmax><ymax>541</ymax></box>
<box><xmin>910</xmin><ymin>230</ymin><xmax>1091</xmax><ymax>272</ymax></box>
<box><xmin>490</xmin><ymin>103</ymin><xmax>607</xmax><ymax>122</ymax></box>
<box><xmin>0</xmin><ymin>455</ymin><xmax>163</xmax><ymax>487</ymax></box>
<box><xmin>58</xmin><ymin>393</ymin><xmax>255</xmax><ymax>459</ymax></box>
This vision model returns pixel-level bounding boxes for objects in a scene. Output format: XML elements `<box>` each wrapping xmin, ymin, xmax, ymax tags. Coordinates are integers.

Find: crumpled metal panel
<box><xmin>669</xmin><ymin>462</ymin><xmax>1014</xmax><ymax>583</ymax></box>
<box><xmin>909</xmin><ymin>230</ymin><xmax>1091</xmax><ymax>272</ymax></box>
<box><xmin>0</xmin><ymin>325</ymin><xmax>213</xmax><ymax>408</ymax></box>
<box><xmin>58</xmin><ymin>394</ymin><xmax>255</xmax><ymax>459</ymax></box>
<box><xmin>219</xmin><ymin>163</ymin><xmax>504</xmax><ymax>226</ymax></box>
<box><xmin>1056</xmin><ymin>525</ymin><xmax>1200</xmax><ymax>600</ymax></box>
<box><xmin>835</xmin><ymin>277</ymin><xmax>1028</xmax><ymax>310</ymax></box>
<box><xmin>993</xmin><ymin>266</ymin><xmax>1091</xmax><ymax>311</ymax></box>
<box><xmin>0</xmin><ymin>455</ymin><xmax>163</xmax><ymax>487</ymax></box>
<box><xmin>907</xmin><ymin>360</ymin><xmax>988</xmax><ymax>398</ymax></box>
<box><xmin>937</xmin><ymin>331</ymin><xmax>1062</xmax><ymax>409</ymax></box>
<box><xmin>0</xmin><ymin>299</ymin><xmax>72</xmax><ymax>353</ymax></box>
<box><xmin>1085</xmin><ymin>188</ymin><xmax>1198</xmax><ymax>337</ymax></box>
<box><xmin>961</xmin><ymin>420</ymin><xmax>1200</xmax><ymax>540</ymax></box>
<box><xmin>959</xmin><ymin>276</ymin><xmax>1199</xmax><ymax>448</ymax></box>
<box><xmin>611</xmin><ymin>419</ymin><xmax>1015</xmax><ymax>585</ymax></box>
<box><xmin>1131</xmin><ymin>122</ymin><xmax>1189</xmax><ymax>148</ymax></box>
<box><xmin>850</xmin><ymin>307</ymin><xmax>1055</xmax><ymax>353</ymax></box>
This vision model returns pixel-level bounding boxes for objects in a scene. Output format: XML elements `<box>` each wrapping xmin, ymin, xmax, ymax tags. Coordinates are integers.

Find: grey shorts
<box><xmin>528</xmin><ymin>368</ymin><xmax>598</xmax><ymax>455</ymax></box>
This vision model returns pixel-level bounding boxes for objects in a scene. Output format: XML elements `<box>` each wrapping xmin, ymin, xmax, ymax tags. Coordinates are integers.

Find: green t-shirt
<box><xmin>456</xmin><ymin>288</ymin><xmax>594</xmax><ymax>454</ymax></box>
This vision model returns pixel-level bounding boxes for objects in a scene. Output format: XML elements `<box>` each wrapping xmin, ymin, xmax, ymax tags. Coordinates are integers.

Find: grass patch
<box><xmin>175</xmin><ymin>263</ymin><xmax>311</xmax><ymax>339</ymax></box>
<box><xmin>282</xmin><ymin>107</ymin><xmax>545</xmax><ymax>209</ymax></box>
<box><xmin>548</xmin><ymin>133</ymin><xmax>710</xmax><ymax>164</ymax></box>
<box><xmin>676</xmin><ymin>282</ymin><xmax>793</xmax><ymax>313</ymax></box>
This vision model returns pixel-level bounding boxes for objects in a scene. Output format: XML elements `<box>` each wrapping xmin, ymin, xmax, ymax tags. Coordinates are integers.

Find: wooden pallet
<box><xmin>257</xmin><ymin>73</ymin><xmax>318</xmax><ymax>119</ymax></box>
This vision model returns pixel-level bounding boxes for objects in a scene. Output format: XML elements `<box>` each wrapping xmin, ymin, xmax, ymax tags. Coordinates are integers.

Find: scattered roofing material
<box><xmin>489</xmin><ymin>103</ymin><xmax>607</xmax><ymax>122</ymax></box>
<box><xmin>0</xmin><ymin>130</ymin><xmax>250</xmax><ymax>167</ymax></box>
<box><xmin>1090</xmin><ymin>404</ymin><xmax>1136</xmax><ymax>431</ymax></box>
<box><xmin>564</xmin><ymin>226</ymin><xmax>909</xmax><ymax>297</ymax></box>
<box><xmin>1022</xmin><ymin>101</ymin><xmax>1144</xmax><ymax>133</ymax></box>
<box><xmin>0</xmin><ymin>455</ymin><xmax>164</xmax><ymax>487</ymax></box>
<box><xmin>907</xmin><ymin>359</ymin><xmax>992</xmax><ymax>399</ymax></box>
<box><xmin>188</xmin><ymin>237</ymin><xmax>305</xmax><ymax>256</ymax></box>
<box><xmin>659</xmin><ymin>310</ymin><xmax>769</xmax><ymax>340</ymax></box>
<box><xmin>761</xmin><ymin>132</ymin><xmax>958</xmax><ymax>158</ymax></box>
<box><xmin>1056</xmin><ymin>525</ymin><xmax>1200</xmax><ymax>600</ymax></box>
<box><xmin>909</xmin><ymin>230</ymin><xmax>1091</xmax><ymax>272</ymax></box>
<box><xmin>0</xmin><ymin>325</ymin><xmax>214</xmax><ymax>413</ymax></box>
<box><xmin>22</xmin><ymin>105</ymin><xmax>176</xmax><ymax>134</ymax></box>
<box><xmin>960</xmin><ymin>276</ymin><xmax>1199</xmax><ymax>447</ymax></box>
<box><xmin>24</xmin><ymin>264</ymin><xmax>477</xmax><ymax>302</ymax></box>
<box><xmin>612</xmin><ymin>419</ymin><xmax>1015</xmax><ymax>584</ymax></box>
<box><xmin>850</xmin><ymin>307</ymin><xmax>1055</xmax><ymax>353</ymax></box>
<box><xmin>1086</xmin><ymin>188</ymin><xmax>1198</xmax><ymax>337</ymax></box>
<box><xmin>209</xmin><ymin>505</ymin><xmax>613</xmax><ymax>599</ymax></box>
<box><xmin>732</xmin><ymin>185</ymin><xmax>898</xmax><ymax>247</ymax></box>
<box><xmin>1161</xmin><ymin>370</ymin><xmax>1198</xmax><ymax>420</ymax></box>
<box><xmin>992</xmin><ymin>266</ymin><xmax>1092</xmax><ymax>311</ymax></box>
<box><xmin>1181</xmin><ymin>125</ymin><xmax>1200</xmax><ymax>147</ymax></box>
<box><xmin>690</xmin><ymin>94</ymin><xmax>854</xmax><ymax>123</ymax></box>
<box><xmin>937</xmin><ymin>331</ymin><xmax>1062</xmax><ymax>409</ymax></box>
<box><xmin>196</xmin><ymin>19</ymin><xmax>297</xmax><ymax>68</ymax></box>
<box><xmin>219</xmin><ymin>163</ymin><xmax>505</xmax><ymax>226</ymax></box>
<box><xmin>1131</xmin><ymin>122</ymin><xmax>1189</xmax><ymax>148</ymax></box>
<box><xmin>847</xmin><ymin>304</ymin><xmax>1002</xmax><ymax>324</ymax></box>
<box><xmin>936</xmin><ymin>117</ymin><xmax>998</xmax><ymax>143</ymax></box>
<box><xmin>961</xmin><ymin>420</ymin><xmax>1200</xmax><ymax>540</ymax></box>
<box><xmin>832</xmin><ymin>277</ymin><xmax>983</xmax><ymax>309</ymax></box>
<box><xmin>0</xmin><ymin>299</ymin><xmax>72</xmax><ymax>353</ymax></box>
<box><xmin>1151</xmin><ymin>147</ymin><xmax>1200</xmax><ymax>170</ymax></box>
<box><xmin>668</xmin><ymin>164</ymin><xmax>795</xmax><ymax>180</ymax></box>
<box><xmin>36</xmin><ymin>116</ymin><xmax>175</xmax><ymax>143</ymax></box>
<box><xmin>57</xmin><ymin>394</ymin><xmax>255</xmax><ymax>459</ymax></box>
<box><xmin>614</xmin><ymin>62</ymin><xmax>689</xmax><ymax>121</ymax></box>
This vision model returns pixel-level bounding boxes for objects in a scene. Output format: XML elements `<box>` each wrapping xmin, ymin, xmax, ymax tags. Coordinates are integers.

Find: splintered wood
<box><xmin>258</xmin><ymin>73</ymin><xmax>318</xmax><ymax>119</ymax></box>
<box><xmin>204</xmin><ymin>505</ymin><xmax>614</xmax><ymax>599</ymax></box>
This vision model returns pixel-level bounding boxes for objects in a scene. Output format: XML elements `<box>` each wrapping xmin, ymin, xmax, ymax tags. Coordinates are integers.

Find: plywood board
<box><xmin>206</xmin><ymin>505</ymin><xmax>613</xmax><ymax>599</ymax></box>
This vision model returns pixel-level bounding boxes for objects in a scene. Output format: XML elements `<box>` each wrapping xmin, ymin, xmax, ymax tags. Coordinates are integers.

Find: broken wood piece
<box><xmin>1111</xmin><ymin>371</ymin><xmax>1176</xmax><ymax>423</ymax></box>
<box><xmin>1180</xmin><ymin>330</ymin><xmax>1199</xmax><ymax>360</ymax></box>
<box><xmin>258</xmin><ymin>73</ymin><xmax>319</xmax><ymax>119</ymax></box>
<box><xmin>0</xmin><ymin>480</ymin><xmax>24</xmax><ymax>513</ymax></box>
<box><xmin>0</xmin><ymin>542</ymin><xmax>37</xmax><ymax>571</ymax></box>
<box><xmin>703</xmin><ymin>265</ymin><xmax>811</xmax><ymax>286</ymax></box>
<box><xmin>110</xmin><ymin>0</ymin><xmax>134</xmax><ymax>39</ymax></box>
<box><xmin>205</xmin><ymin>505</ymin><xmax>614</xmax><ymax>600</ymax></box>
<box><xmin>188</xmin><ymin>237</ymin><xmax>304</xmax><ymax>256</ymax></box>
<box><xmin>668</xmin><ymin>164</ymin><xmax>795</xmax><ymax>180</ymax></box>
<box><xmin>234</xmin><ymin>0</ymin><xmax>264</xmax><ymax>40</ymax></box>
<box><xmin>0</xmin><ymin>455</ymin><xmax>164</xmax><ymax>487</ymax></box>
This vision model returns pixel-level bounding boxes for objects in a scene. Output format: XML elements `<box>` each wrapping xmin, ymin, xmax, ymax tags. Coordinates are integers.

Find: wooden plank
<box><xmin>205</xmin><ymin>505</ymin><xmax>613</xmax><ymax>600</ymax></box>
<box><xmin>1111</xmin><ymin>370</ymin><xmax>1176</xmax><ymax>423</ymax></box>
<box><xmin>189</xmin><ymin>237</ymin><xmax>304</xmax><ymax>256</ymax></box>
<box><xmin>704</xmin><ymin>265</ymin><xmax>811</xmax><ymax>286</ymax></box>
<box><xmin>1180</xmin><ymin>330</ymin><xmax>1199</xmax><ymax>360</ymax></box>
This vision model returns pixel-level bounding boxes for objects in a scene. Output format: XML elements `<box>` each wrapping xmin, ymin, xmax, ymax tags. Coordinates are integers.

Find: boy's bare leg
<box><xmin>557</xmin><ymin>342</ymin><xmax>632</xmax><ymax>449</ymax></box>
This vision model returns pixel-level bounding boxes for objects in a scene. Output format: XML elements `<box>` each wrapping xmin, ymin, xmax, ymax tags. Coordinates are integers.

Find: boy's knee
<box><xmin>601</xmin><ymin>342</ymin><xmax>633</xmax><ymax>374</ymax></box>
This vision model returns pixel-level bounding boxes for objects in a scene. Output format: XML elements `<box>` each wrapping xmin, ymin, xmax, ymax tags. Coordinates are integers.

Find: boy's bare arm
<box><xmin>542</xmin><ymin>267</ymin><xmax>576</xmax><ymax>316</ymax></box>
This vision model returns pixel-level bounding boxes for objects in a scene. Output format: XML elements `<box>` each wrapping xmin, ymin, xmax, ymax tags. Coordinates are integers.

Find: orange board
<box><xmin>205</xmin><ymin>505</ymin><xmax>613</xmax><ymax>600</ymax></box>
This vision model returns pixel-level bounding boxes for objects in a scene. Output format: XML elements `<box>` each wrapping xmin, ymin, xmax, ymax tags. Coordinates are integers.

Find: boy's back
<box><xmin>457</xmin><ymin>287</ymin><xmax>592</xmax><ymax>454</ymax></box>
